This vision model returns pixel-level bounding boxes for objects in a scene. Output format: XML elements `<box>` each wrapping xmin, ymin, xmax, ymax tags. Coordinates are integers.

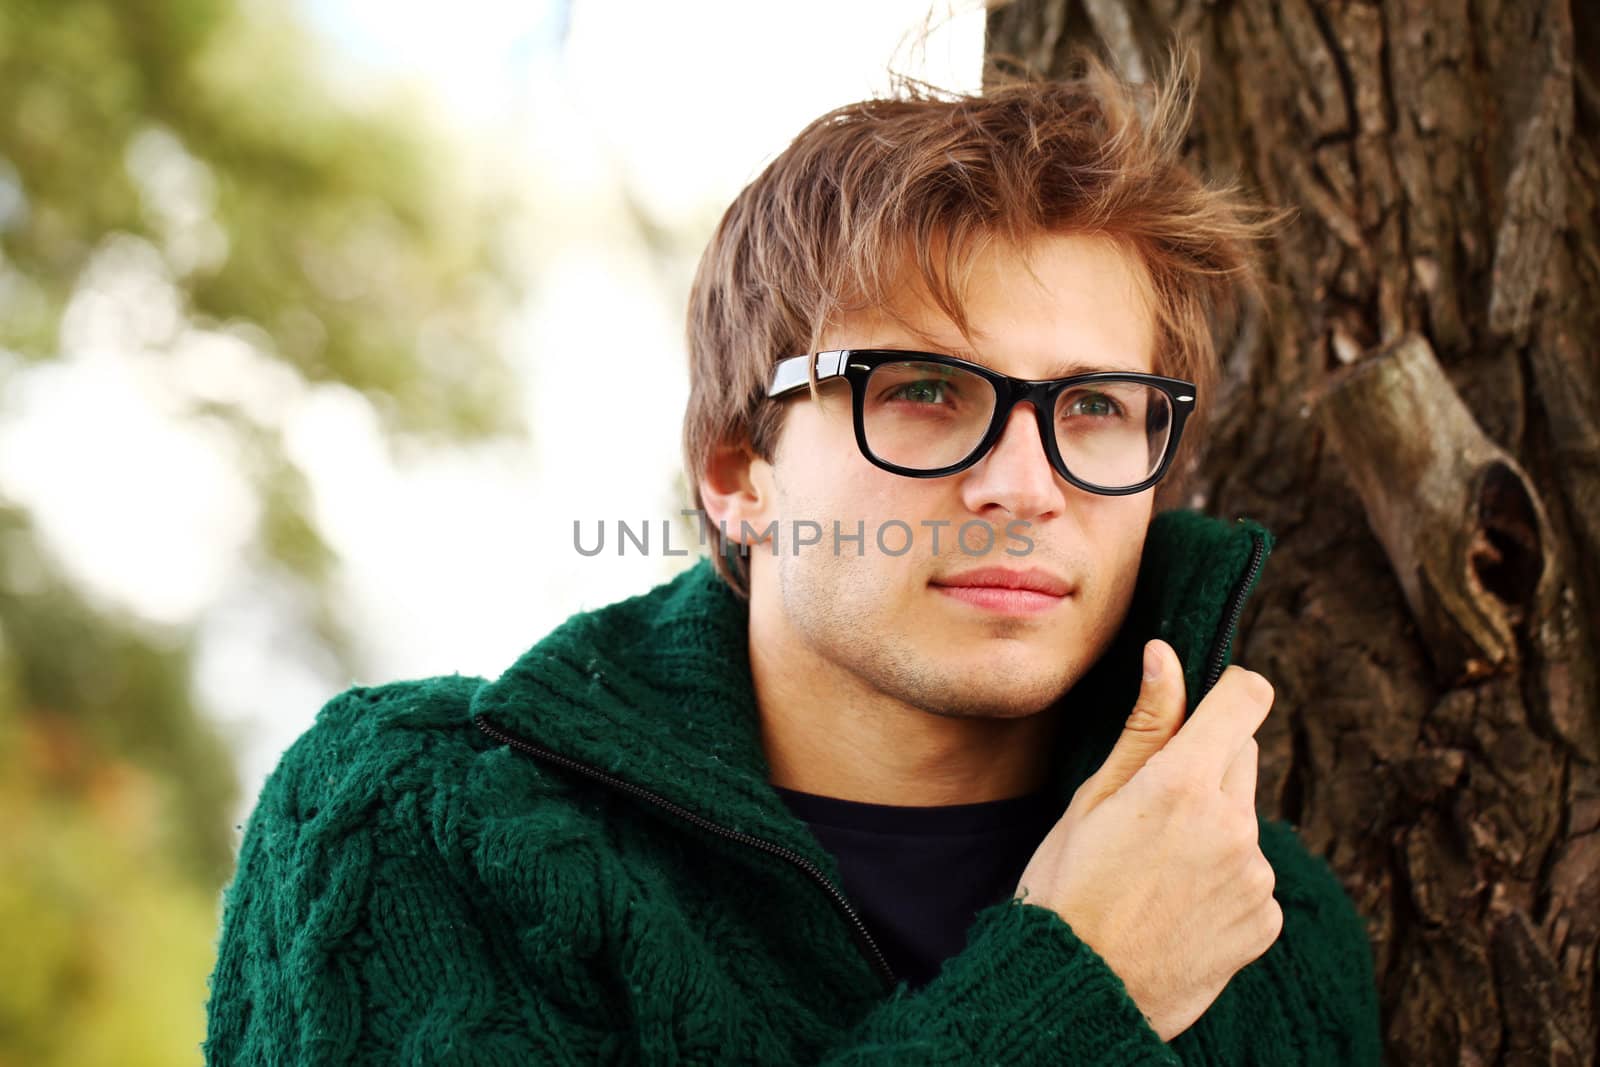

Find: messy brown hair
<box><xmin>683</xmin><ymin>45</ymin><xmax>1280</xmax><ymax>597</ymax></box>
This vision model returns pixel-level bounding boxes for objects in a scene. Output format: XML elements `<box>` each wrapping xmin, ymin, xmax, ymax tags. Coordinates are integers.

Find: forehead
<box><xmin>822</xmin><ymin>232</ymin><xmax>1159</xmax><ymax>378</ymax></box>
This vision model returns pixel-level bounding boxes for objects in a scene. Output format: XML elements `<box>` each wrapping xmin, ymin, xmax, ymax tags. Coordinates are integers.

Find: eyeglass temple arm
<box><xmin>768</xmin><ymin>350</ymin><xmax>848</xmax><ymax>397</ymax></box>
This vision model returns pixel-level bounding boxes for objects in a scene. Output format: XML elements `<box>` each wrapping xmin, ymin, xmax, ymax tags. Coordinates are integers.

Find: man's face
<box><xmin>740</xmin><ymin>232</ymin><xmax>1158</xmax><ymax>721</ymax></box>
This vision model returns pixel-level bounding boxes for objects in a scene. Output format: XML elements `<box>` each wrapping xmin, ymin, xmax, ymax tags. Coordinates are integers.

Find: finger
<box><xmin>1162</xmin><ymin>666</ymin><xmax>1274</xmax><ymax>783</ymax></box>
<box><xmin>1219</xmin><ymin>735</ymin><xmax>1259</xmax><ymax>807</ymax></box>
<box><xmin>1080</xmin><ymin>639</ymin><xmax>1188</xmax><ymax>810</ymax></box>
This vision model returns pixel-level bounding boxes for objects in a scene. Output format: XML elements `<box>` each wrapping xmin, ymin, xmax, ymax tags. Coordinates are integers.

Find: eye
<box><xmin>886</xmin><ymin>379</ymin><xmax>952</xmax><ymax>405</ymax></box>
<box><xmin>1062</xmin><ymin>390</ymin><xmax>1123</xmax><ymax>418</ymax></box>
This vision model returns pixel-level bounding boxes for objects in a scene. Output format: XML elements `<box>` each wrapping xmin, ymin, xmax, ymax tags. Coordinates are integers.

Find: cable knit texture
<box><xmin>204</xmin><ymin>509</ymin><xmax>1383</xmax><ymax>1065</ymax></box>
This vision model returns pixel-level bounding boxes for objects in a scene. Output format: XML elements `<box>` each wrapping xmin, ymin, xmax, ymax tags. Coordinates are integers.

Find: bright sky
<box><xmin>0</xmin><ymin>1</ymin><xmax>985</xmax><ymax>831</ymax></box>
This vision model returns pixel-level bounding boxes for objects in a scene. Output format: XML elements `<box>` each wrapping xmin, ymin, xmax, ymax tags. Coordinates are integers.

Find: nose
<box><xmin>958</xmin><ymin>402</ymin><xmax>1065</xmax><ymax>523</ymax></box>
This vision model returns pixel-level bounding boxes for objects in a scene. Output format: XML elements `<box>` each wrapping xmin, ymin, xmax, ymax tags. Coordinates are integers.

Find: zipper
<box><xmin>472</xmin><ymin>713</ymin><xmax>899</xmax><ymax>992</ymax></box>
<box><xmin>1201</xmin><ymin>528</ymin><xmax>1269</xmax><ymax>696</ymax></box>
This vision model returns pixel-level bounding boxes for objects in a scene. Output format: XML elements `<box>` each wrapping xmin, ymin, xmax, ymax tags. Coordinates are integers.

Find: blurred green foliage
<box><xmin>0</xmin><ymin>539</ymin><xmax>228</xmax><ymax>1066</ymax></box>
<box><xmin>1</xmin><ymin>0</ymin><xmax>526</xmax><ymax>445</ymax></box>
<box><xmin>0</xmin><ymin>0</ymin><xmax>531</xmax><ymax>1063</ymax></box>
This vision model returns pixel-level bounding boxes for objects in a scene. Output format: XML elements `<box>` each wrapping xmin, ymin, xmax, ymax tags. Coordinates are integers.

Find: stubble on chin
<box><xmin>774</xmin><ymin>549</ymin><xmax>1089</xmax><ymax>721</ymax></box>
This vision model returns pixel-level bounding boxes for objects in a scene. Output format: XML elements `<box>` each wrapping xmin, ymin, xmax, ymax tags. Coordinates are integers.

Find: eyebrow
<box><xmin>878</xmin><ymin>344</ymin><xmax>1146</xmax><ymax>379</ymax></box>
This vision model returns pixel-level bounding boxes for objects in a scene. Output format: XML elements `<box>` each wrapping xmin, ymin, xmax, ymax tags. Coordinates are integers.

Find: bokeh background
<box><xmin>0</xmin><ymin>2</ymin><xmax>980</xmax><ymax>1062</ymax></box>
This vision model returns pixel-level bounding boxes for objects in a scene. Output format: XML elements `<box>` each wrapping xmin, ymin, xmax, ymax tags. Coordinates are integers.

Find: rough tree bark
<box><xmin>986</xmin><ymin>2</ymin><xmax>1598</xmax><ymax>1064</ymax></box>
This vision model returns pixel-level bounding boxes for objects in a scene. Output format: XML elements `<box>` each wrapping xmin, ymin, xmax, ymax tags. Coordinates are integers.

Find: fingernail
<box><xmin>1143</xmin><ymin>642</ymin><xmax>1162</xmax><ymax>681</ymax></box>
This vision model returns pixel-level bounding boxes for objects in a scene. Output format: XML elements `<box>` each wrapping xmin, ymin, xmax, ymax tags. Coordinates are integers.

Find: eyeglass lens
<box><xmin>861</xmin><ymin>359</ymin><xmax>1173</xmax><ymax>488</ymax></box>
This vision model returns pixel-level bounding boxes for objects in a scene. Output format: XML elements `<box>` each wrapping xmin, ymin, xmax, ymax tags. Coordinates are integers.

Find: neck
<box><xmin>748</xmin><ymin>606</ymin><xmax>1061</xmax><ymax>808</ymax></box>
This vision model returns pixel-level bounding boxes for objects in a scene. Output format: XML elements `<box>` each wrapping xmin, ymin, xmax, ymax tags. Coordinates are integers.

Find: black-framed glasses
<box><xmin>767</xmin><ymin>349</ymin><xmax>1196</xmax><ymax>496</ymax></box>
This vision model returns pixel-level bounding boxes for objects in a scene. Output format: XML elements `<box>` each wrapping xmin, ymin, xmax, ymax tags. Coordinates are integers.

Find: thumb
<box><xmin>1076</xmin><ymin>639</ymin><xmax>1187</xmax><ymax>812</ymax></box>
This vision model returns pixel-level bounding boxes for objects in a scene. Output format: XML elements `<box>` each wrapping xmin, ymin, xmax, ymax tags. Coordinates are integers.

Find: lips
<box><xmin>928</xmin><ymin>566</ymin><xmax>1074</xmax><ymax>617</ymax></box>
<box><xmin>930</xmin><ymin>566</ymin><xmax>1075</xmax><ymax>597</ymax></box>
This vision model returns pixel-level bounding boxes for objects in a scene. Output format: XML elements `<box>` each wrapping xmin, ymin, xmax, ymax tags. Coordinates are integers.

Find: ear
<box><xmin>698</xmin><ymin>442</ymin><xmax>778</xmax><ymax>548</ymax></box>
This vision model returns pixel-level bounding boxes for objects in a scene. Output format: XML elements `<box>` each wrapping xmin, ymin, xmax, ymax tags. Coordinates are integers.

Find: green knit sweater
<box><xmin>204</xmin><ymin>510</ymin><xmax>1383</xmax><ymax>1065</ymax></box>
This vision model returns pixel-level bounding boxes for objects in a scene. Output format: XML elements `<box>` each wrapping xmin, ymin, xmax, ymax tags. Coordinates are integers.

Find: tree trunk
<box><xmin>986</xmin><ymin>2</ymin><xmax>1599</xmax><ymax>1063</ymax></box>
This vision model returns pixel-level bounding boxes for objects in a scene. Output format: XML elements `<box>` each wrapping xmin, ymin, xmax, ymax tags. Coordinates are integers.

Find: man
<box><xmin>206</xmin><ymin>54</ymin><xmax>1382</xmax><ymax>1064</ymax></box>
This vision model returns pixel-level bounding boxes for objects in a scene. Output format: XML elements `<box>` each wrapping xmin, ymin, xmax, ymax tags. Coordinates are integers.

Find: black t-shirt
<box><xmin>772</xmin><ymin>783</ymin><xmax>1063</xmax><ymax>991</ymax></box>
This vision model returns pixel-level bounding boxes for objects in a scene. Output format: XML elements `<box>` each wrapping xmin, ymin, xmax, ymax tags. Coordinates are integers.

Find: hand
<box><xmin>1013</xmin><ymin>639</ymin><xmax>1283</xmax><ymax>1042</ymax></box>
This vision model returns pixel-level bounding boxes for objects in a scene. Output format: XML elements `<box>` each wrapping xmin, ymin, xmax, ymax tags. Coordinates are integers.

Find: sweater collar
<box><xmin>469</xmin><ymin>508</ymin><xmax>1272</xmax><ymax>859</ymax></box>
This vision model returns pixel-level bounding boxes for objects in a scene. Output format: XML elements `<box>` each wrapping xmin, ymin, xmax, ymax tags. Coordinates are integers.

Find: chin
<box><xmin>959</xmin><ymin>633</ymin><xmax>1079</xmax><ymax>671</ymax></box>
<box><xmin>924</xmin><ymin>681</ymin><xmax>1065</xmax><ymax>721</ymax></box>
<box><xmin>925</xmin><ymin>654</ymin><xmax>1077</xmax><ymax>716</ymax></box>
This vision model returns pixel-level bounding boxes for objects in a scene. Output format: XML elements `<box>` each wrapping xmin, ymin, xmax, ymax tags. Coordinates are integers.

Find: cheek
<box><xmin>782</xmin><ymin>460</ymin><xmax>917</xmax><ymax>531</ymax></box>
<box><xmin>772</xmin><ymin>409</ymin><xmax>876</xmax><ymax>510</ymax></box>
<box><xmin>1083</xmin><ymin>497</ymin><xmax>1153</xmax><ymax>588</ymax></box>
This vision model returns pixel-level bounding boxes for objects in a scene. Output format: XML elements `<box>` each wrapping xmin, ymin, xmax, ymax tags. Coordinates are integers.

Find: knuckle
<box><xmin>1152</xmin><ymin>768</ymin><xmax>1202</xmax><ymax>804</ymax></box>
<box><xmin>1251</xmin><ymin>858</ymin><xmax>1277</xmax><ymax>899</ymax></box>
<box><xmin>1260</xmin><ymin>899</ymin><xmax>1285</xmax><ymax>945</ymax></box>
<box><xmin>1226</xmin><ymin>809</ymin><xmax>1260</xmax><ymax>851</ymax></box>
<box><xmin>1124</xmin><ymin>700</ymin><xmax>1164</xmax><ymax>733</ymax></box>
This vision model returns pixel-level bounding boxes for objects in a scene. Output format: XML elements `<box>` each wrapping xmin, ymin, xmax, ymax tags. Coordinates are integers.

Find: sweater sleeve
<box><xmin>816</xmin><ymin>899</ymin><xmax>1182</xmax><ymax>1065</ymax></box>
<box><xmin>1164</xmin><ymin>817</ymin><xmax>1385</xmax><ymax>1065</ymax></box>
<box><xmin>203</xmin><ymin>686</ymin><xmax>616</xmax><ymax>1065</ymax></box>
